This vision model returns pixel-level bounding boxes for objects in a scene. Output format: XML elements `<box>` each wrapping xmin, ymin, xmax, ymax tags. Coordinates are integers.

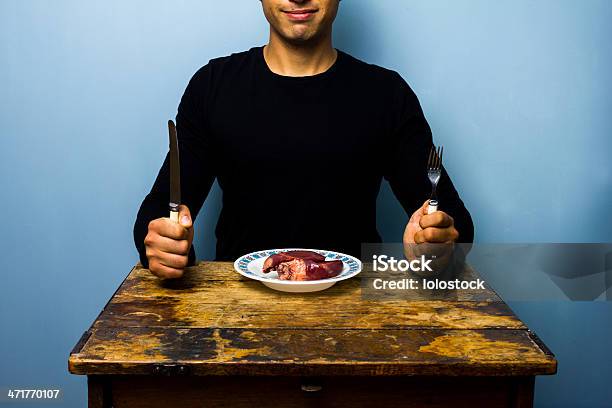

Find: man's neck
<box><xmin>263</xmin><ymin>31</ymin><xmax>337</xmax><ymax>77</ymax></box>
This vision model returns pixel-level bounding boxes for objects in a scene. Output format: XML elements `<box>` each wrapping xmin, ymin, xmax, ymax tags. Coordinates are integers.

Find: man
<box><xmin>134</xmin><ymin>0</ymin><xmax>473</xmax><ymax>279</ymax></box>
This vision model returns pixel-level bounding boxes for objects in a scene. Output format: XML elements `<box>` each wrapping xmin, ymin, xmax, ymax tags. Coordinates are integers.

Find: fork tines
<box><xmin>427</xmin><ymin>145</ymin><xmax>443</xmax><ymax>170</ymax></box>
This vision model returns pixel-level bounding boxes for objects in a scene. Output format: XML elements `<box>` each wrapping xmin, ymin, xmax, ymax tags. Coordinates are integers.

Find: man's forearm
<box><xmin>445</xmin><ymin>200</ymin><xmax>474</xmax><ymax>244</ymax></box>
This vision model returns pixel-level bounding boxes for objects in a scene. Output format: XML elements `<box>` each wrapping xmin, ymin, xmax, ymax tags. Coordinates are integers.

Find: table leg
<box><xmin>510</xmin><ymin>376</ymin><xmax>535</xmax><ymax>408</ymax></box>
<box><xmin>88</xmin><ymin>376</ymin><xmax>112</xmax><ymax>408</ymax></box>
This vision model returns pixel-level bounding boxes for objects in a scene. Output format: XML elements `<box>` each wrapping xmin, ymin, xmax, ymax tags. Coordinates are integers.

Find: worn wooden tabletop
<box><xmin>69</xmin><ymin>262</ymin><xmax>556</xmax><ymax>377</ymax></box>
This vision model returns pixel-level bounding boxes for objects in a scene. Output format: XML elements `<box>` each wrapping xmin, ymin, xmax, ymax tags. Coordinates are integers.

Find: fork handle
<box><xmin>427</xmin><ymin>199</ymin><xmax>438</xmax><ymax>215</ymax></box>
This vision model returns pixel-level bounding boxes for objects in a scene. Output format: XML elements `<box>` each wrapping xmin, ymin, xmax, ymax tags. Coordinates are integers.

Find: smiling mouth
<box><xmin>282</xmin><ymin>9</ymin><xmax>318</xmax><ymax>21</ymax></box>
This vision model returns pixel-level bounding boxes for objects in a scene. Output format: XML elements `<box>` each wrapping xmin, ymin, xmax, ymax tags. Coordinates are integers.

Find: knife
<box><xmin>168</xmin><ymin>120</ymin><xmax>181</xmax><ymax>222</ymax></box>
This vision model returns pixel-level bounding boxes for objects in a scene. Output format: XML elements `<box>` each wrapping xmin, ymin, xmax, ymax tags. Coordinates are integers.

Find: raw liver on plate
<box><xmin>262</xmin><ymin>250</ymin><xmax>343</xmax><ymax>281</ymax></box>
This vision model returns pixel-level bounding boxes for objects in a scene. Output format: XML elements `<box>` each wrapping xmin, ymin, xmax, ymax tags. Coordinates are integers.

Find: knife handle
<box><xmin>427</xmin><ymin>199</ymin><xmax>438</xmax><ymax>215</ymax></box>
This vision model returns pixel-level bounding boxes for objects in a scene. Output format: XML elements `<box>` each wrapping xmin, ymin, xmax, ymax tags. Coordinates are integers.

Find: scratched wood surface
<box><xmin>69</xmin><ymin>262</ymin><xmax>556</xmax><ymax>376</ymax></box>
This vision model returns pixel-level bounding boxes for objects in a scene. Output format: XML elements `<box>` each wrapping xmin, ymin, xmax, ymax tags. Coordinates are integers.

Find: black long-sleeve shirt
<box><xmin>134</xmin><ymin>46</ymin><xmax>473</xmax><ymax>265</ymax></box>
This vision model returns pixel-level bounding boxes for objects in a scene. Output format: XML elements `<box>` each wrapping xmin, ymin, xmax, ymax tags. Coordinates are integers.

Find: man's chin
<box><xmin>280</xmin><ymin>27</ymin><xmax>321</xmax><ymax>45</ymax></box>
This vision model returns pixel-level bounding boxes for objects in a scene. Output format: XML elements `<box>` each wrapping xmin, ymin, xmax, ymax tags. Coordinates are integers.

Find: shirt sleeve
<box><xmin>133</xmin><ymin>65</ymin><xmax>217</xmax><ymax>267</ymax></box>
<box><xmin>383</xmin><ymin>73</ymin><xmax>474</xmax><ymax>243</ymax></box>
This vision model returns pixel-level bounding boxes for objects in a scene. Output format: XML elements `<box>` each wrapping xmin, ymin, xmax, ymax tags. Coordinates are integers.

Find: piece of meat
<box><xmin>276</xmin><ymin>259</ymin><xmax>344</xmax><ymax>281</ymax></box>
<box><xmin>262</xmin><ymin>253</ymin><xmax>294</xmax><ymax>273</ymax></box>
<box><xmin>262</xmin><ymin>250</ymin><xmax>325</xmax><ymax>273</ymax></box>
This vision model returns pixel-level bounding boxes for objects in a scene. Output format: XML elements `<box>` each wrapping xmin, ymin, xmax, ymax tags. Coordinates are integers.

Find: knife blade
<box><xmin>168</xmin><ymin>119</ymin><xmax>181</xmax><ymax>222</ymax></box>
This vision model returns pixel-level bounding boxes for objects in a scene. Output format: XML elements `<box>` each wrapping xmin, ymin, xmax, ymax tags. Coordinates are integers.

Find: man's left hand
<box><xmin>404</xmin><ymin>200</ymin><xmax>459</xmax><ymax>245</ymax></box>
<box><xmin>402</xmin><ymin>200</ymin><xmax>459</xmax><ymax>275</ymax></box>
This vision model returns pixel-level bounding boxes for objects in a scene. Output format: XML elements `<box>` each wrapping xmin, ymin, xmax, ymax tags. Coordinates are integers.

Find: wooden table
<box><xmin>69</xmin><ymin>262</ymin><xmax>556</xmax><ymax>407</ymax></box>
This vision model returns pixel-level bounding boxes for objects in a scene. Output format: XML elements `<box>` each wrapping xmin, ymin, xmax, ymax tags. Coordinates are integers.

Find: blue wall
<box><xmin>1</xmin><ymin>1</ymin><xmax>611</xmax><ymax>407</ymax></box>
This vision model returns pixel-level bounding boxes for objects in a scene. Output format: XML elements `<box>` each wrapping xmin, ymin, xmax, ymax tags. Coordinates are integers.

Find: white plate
<box><xmin>234</xmin><ymin>248</ymin><xmax>362</xmax><ymax>293</ymax></box>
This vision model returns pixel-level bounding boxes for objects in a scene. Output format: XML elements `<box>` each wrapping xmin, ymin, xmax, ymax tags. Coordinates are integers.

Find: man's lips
<box><xmin>282</xmin><ymin>9</ymin><xmax>318</xmax><ymax>21</ymax></box>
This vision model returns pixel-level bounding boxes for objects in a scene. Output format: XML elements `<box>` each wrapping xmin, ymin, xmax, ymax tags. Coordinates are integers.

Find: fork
<box><xmin>426</xmin><ymin>145</ymin><xmax>443</xmax><ymax>214</ymax></box>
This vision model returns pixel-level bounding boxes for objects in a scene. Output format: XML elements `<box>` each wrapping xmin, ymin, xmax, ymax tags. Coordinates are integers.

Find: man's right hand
<box><xmin>144</xmin><ymin>204</ymin><xmax>194</xmax><ymax>279</ymax></box>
